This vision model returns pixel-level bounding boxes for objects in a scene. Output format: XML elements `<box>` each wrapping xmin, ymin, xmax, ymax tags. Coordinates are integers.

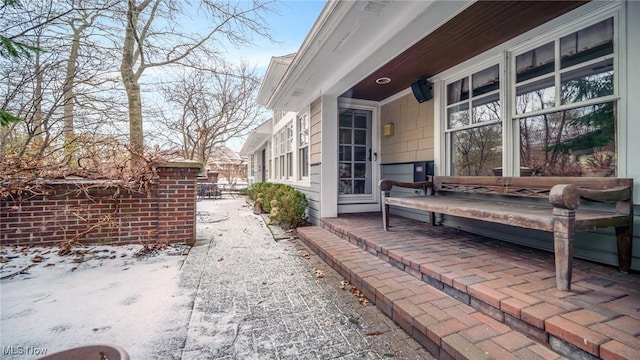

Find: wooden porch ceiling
<box><xmin>345</xmin><ymin>0</ymin><xmax>589</xmax><ymax>102</ymax></box>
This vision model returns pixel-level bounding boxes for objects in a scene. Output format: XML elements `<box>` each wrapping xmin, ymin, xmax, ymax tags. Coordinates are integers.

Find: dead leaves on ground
<box><xmin>366</xmin><ymin>330</ymin><xmax>384</xmax><ymax>336</ymax></box>
<box><xmin>340</xmin><ymin>279</ymin><xmax>369</xmax><ymax>306</ymax></box>
<box><xmin>134</xmin><ymin>242</ymin><xmax>170</xmax><ymax>258</ymax></box>
<box><xmin>313</xmin><ymin>268</ymin><xmax>325</xmax><ymax>278</ymax></box>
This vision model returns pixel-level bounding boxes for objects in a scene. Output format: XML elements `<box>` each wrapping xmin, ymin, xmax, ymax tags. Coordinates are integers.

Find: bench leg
<box><xmin>381</xmin><ymin>191</ymin><xmax>390</xmax><ymax>230</ymax></box>
<box><xmin>615</xmin><ymin>226</ymin><xmax>632</xmax><ymax>273</ymax></box>
<box><xmin>553</xmin><ymin>208</ymin><xmax>575</xmax><ymax>291</ymax></box>
<box><xmin>382</xmin><ymin>203</ymin><xmax>390</xmax><ymax>230</ymax></box>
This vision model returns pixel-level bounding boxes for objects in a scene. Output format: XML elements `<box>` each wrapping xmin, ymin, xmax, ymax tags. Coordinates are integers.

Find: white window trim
<box><xmin>441</xmin><ymin>55</ymin><xmax>505</xmax><ymax>176</ymax></box>
<box><xmin>432</xmin><ymin>2</ymin><xmax>624</xmax><ymax>177</ymax></box>
<box><xmin>270</xmin><ymin>109</ymin><xmax>312</xmax><ymax>186</ymax></box>
<box><xmin>337</xmin><ymin>98</ymin><xmax>380</xmax><ymax>205</ymax></box>
<box><xmin>297</xmin><ymin>108</ymin><xmax>311</xmax><ymax>182</ymax></box>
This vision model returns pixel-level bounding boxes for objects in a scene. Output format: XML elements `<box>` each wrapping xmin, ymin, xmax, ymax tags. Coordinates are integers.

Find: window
<box><xmin>513</xmin><ymin>18</ymin><xmax>615</xmax><ymax>176</ymax></box>
<box><xmin>286</xmin><ymin>123</ymin><xmax>294</xmax><ymax>179</ymax></box>
<box><xmin>273</xmin><ymin>122</ymin><xmax>294</xmax><ymax>180</ymax></box>
<box><xmin>298</xmin><ymin>111</ymin><xmax>310</xmax><ymax>179</ymax></box>
<box><xmin>249</xmin><ymin>154</ymin><xmax>254</xmax><ymax>177</ymax></box>
<box><xmin>273</xmin><ymin>135</ymin><xmax>278</xmax><ymax>178</ymax></box>
<box><xmin>446</xmin><ymin>64</ymin><xmax>502</xmax><ymax>176</ymax></box>
<box><xmin>441</xmin><ymin>16</ymin><xmax>617</xmax><ymax>178</ymax></box>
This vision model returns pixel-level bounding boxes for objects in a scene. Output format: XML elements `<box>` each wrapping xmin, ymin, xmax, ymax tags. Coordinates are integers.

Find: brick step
<box><xmin>298</xmin><ymin>225</ymin><xmax>566</xmax><ymax>360</ymax></box>
<box><xmin>315</xmin><ymin>215</ymin><xmax>640</xmax><ymax>360</ymax></box>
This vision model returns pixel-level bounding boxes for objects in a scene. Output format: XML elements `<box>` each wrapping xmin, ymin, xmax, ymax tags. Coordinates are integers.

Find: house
<box><xmin>241</xmin><ymin>118</ymin><xmax>273</xmax><ymax>186</ymax></box>
<box><xmin>242</xmin><ymin>0</ymin><xmax>639</xmax><ymax>270</ymax></box>
<box><xmin>207</xmin><ymin>145</ymin><xmax>248</xmax><ymax>184</ymax></box>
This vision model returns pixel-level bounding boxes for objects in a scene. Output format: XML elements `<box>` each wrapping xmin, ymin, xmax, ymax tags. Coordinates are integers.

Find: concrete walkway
<box><xmin>162</xmin><ymin>197</ymin><xmax>433</xmax><ymax>359</ymax></box>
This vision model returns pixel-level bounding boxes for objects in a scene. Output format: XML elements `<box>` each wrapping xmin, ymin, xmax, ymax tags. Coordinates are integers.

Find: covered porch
<box><xmin>298</xmin><ymin>213</ymin><xmax>640</xmax><ymax>359</ymax></box>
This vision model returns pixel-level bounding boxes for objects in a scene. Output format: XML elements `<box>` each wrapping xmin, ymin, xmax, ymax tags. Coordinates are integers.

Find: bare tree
<box><xmin>1</xmin><ymin>0</ymin><xmax>125</xmax><ymax>164</ymax></box>
<box><xmin>155</xmin><ymin>62</ymin><xmax>266</xmax><ymax>165</ymax></box>
<box><xmin>63</xmin><ymin>4</ymin><xmax>99</xmax><ymax>145</ymax></box>
<box><xmin>119</xmin><ymin>0</ymin><xmax>274</xmax><ymax>165</ymax></box>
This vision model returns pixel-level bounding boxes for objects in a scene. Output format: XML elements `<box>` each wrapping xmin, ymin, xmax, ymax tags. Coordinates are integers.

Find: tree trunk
<box><xmin>63</xmin><ymin>18</ymin><xmax>91</xmax><ymax>149</ymax></box>
<box><xmin>33</xmin><ymin>37</ymin><xmax>43</xmax><ymax>144</ymax></box>
<box><xmin>120</xmin><ymin>1</ymin><xmax>144</xmax><ymax>166</ymax></box>
<box><xmin>63</xmin><ymin>28</ymin><xmax>81</xmax><ymax>150</ymax></box>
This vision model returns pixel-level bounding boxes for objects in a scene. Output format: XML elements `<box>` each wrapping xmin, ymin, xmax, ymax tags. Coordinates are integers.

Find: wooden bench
<box><xmin>379</xmin><ymin>176</ymin><xmax>634</xmax><ymax>291</ymax></box>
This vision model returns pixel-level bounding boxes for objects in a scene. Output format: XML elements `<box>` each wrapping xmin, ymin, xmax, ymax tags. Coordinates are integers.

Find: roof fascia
<box><xmin>239</xmin><ymin>119</ymin><xmax>273</xmax><ymax>155</ymax></box>
<box><xmin>266</xmin><ymin>0</ymin><xmax>354</xmax><ymax>109</ymax></box>
<box><xmin>268</xmin><ymin>0</ymin><xmax>474</xmax><ymax>110</ymax></box>
<box><xmin>256</xmin><ymin>54</ymin><xmax>295</xmax><ymax>105</ymax></box>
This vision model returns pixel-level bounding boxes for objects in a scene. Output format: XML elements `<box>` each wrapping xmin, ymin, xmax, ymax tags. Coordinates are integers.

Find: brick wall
<box><xmin>0</xmin><ymin>162</ymin><xmax>200</xmax><ymax>247</ymax></box>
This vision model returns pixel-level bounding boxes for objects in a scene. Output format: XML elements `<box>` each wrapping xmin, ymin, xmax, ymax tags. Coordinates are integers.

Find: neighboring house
<box><xmin>242</xmin><ymin>1</ymin><xmax>640</xmax><ymax>270</ymax></box>
<box><xmin>207</xmin><ymin>145</ymin><xmax>247</xmax><ymax>184</ymax></box>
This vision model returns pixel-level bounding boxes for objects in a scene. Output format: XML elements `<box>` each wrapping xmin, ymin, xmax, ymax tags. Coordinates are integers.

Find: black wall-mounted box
<box><xmin>413</xmin><ymin>161</ymin><xmax>435</xmax><ymax>182</ymax></box>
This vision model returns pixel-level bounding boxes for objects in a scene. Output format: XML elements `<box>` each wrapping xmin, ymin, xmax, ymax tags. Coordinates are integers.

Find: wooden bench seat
<box><xmin>379</xmin><ymin>176</ymin><xmax>634</xmax><ymax>291</ymax></box>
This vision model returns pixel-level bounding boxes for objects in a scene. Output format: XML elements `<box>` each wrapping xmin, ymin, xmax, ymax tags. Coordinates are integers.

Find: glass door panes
<box><xmin>339</xmin><ymin>109</ymin><xmax>372</xmax><ymax>195</ymax></box>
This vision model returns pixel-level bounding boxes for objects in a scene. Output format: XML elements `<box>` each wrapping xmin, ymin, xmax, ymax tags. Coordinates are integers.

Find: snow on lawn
<box><xmin>0</xmin><ymin>244</ymin><xmax>191</xmax><ymax>359</ymax></box>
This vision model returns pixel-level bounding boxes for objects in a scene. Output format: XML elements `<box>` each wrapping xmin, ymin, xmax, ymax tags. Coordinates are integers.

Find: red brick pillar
<box><xmin>156</xmin><ymin>162</ymin><xmax>201</xmax><ymax>246</ymax></box>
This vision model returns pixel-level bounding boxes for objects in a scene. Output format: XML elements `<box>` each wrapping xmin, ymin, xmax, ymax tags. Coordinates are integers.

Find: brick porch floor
<box><xmin>297</xmin><ymin>213</ymin><xmax>640</xmax><ymax>360</ymax></box>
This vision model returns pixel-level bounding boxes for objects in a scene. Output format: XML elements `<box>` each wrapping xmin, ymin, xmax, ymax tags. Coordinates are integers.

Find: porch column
<box><xmin>320</xmin><ymin>95</ymin><xmax>338</xmax><ymax>218</ymax></box>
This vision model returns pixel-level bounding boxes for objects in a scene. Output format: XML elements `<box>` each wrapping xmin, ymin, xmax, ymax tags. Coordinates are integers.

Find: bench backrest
<box><xmin>433</xmin><ymin>176</ymin><xmax>633</xmax><ymax>204</ymax></box>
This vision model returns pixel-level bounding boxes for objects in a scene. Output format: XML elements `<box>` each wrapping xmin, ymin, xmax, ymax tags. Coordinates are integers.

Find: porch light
<box><xmin>376</xmin><ymin>77</ymin><xmax>391</xmax><ymax>85</ymax></box>
<box><xmin>383</xmin><ymin>123</ymin><xmax>394</xmax><ymax>136</ymax></box>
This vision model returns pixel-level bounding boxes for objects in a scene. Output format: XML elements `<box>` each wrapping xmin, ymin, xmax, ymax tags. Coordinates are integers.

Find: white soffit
<box><xmin>239</xmin><ymin>119</ymin><xmax>272</xmax><ymax>155</ymax></box>
<box><xmin>256</xmin><ymin>54</ymin><xmax>295</xmax><ymax>106</ymax></box>
<box><xmin>269</xmin><ymin>0</ymin><xmax>473</xmax><ymax>111</ymax></box>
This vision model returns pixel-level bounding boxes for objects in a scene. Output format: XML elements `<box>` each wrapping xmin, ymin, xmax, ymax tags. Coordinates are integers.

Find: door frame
<box><xmin>337</xmin><ymin>98</ymin><xmax>380</xmax><ymax>211</ymax></box>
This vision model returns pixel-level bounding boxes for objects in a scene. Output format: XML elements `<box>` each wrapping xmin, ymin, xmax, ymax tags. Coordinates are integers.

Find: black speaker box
<box><xmin>411</xmin><ymin>78</ymin><xmax>432</xmax><ymax>103</ymax></box>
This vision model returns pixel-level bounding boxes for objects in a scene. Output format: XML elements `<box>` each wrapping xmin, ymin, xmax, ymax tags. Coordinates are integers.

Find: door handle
<box><xmin>368</xmin><ymin>149</ymin><xmax>378</xmax><ymax>162</ymax></box>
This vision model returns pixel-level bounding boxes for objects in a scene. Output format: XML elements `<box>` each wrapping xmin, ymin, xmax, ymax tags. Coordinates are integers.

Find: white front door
<box><xmin>337</xmin><ymin>106</ymin><xmax>378</xmax><ymax>209</ymax></box>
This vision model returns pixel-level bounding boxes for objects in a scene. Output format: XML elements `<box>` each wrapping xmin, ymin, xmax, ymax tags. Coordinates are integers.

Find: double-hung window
<box><xmin>279</xmin><ymin>128</ymin><xmax>286</xmax><ymax>178</ymax></box>
<box><xmin>445</xmin><ymin>64</ymin><xmax>502</xmax><ymax>176</ymax></box>
<box><xmin>249</xmin><ymin>154</ymin><xmax>254</xmax><ymax>177</ymax></box>
<box><xmin>298</xmin><ymin>111</ymin><xmax>310</xmax><ymax>179</ymax></box>
<box><xmin>285</xmin><ymin>123</ymin><xmax>294</xmax><ymax>179</ymax></box>
<box><xmin>274</xmin><ymin>122</ymin><xmax>294</xmax><ymax>180</ymax></box>
<box><xmin>514</xmin><ymin>17</ymin><xmax>616</xmax><ymax>176</ymax></box>
<box><xmin>442</xmin><ymin>14</ymin><xmax>617</xmax><ymax>178</ymax></box>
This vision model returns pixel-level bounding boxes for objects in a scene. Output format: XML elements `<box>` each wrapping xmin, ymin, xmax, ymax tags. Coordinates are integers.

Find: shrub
<box><xmin>246</xmin><ymin>182</ymin><xmax>308</xmax><ymax>228</ymax></box>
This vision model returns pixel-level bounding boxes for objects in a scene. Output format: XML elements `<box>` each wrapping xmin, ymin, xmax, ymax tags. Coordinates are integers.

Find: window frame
<box><xmin>509</xmin><ymin>15</ymin><xmax>619</xmax><ymax>176</ymax></box>
<box><xmin>297</xmin><ymin>110</ymin><xmax>310</xmax><ymax>179</ymax></box>
<box><xmin>285</xmin><ymin>122</ymin><xmax>294</xmax><ymax>179</ymax></box>
<box><xmin>434</xmin><ymin>5</ymin><xmax>621</xmax><ymax>178</ymax></box>
<box><xmin>444</xmin><ymin>61</ymin><xmax>503</xmax><ymax>176</ymax></box>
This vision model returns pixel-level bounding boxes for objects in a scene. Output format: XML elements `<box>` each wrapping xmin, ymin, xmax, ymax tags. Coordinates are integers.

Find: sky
<box><xmin>144</xmin><ymin>0</ymin><xmax>326</xmax><ymax>152</ymax></box>
<box><xmin>224</xmin><ymin>0</ymin><xmax>326</xmax><ymax>151</ymax></box>
<box><xmin>223</xmin><ymin>0</ymin><xmax>326</xmax><ymax>75</ymax></box>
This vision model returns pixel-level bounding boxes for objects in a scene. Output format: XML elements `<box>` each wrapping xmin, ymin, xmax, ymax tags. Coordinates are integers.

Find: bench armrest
<box><xmin>379</xmin><ymin>179</ymin><xmax>432</xmax><ymax>193</ymax></box>
<box><xmin>549</xmin><ymin>184</ymin><xmax>580</xmax><ymax>210</ymax></box>
<box><xmin>550</xmin><ymin>184</ymin><xmax>633</xmax><ymax>210</ymax></box>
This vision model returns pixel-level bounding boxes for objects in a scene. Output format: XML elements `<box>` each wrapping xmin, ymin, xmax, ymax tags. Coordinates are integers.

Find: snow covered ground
<box><xmin>0</xmin><ymin>244</ymin><xmax>191</xmax><ymax>359</ymax></box>
<box><xmin>1</xmin><ymin>198</ymin><xmax>433</xmax><ymax>360</ymax></box>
